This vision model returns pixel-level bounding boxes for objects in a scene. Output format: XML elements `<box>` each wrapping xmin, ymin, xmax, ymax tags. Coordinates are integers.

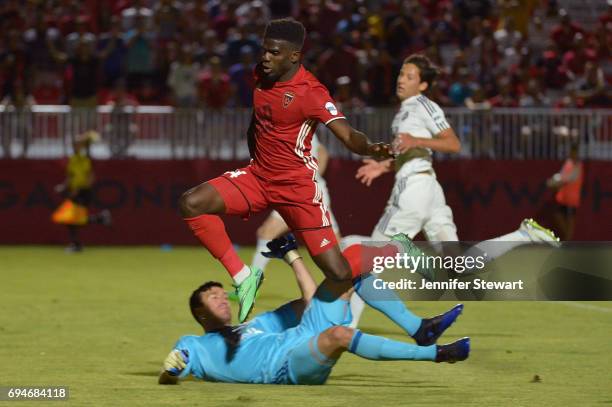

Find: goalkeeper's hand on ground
<box><xmin>262</xmin><ymin>234</ymin><xmax>301</xmax><ymax>264</ymax></box>
<box><xmin>163</xmin><ymin>349</ymin><xmax>189</xmax><ymax>376</ymax></box>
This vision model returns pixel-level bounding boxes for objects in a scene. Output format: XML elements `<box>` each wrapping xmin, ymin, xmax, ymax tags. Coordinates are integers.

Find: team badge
<box><xmin>283</xmin><ymin>92</ymin><xmax>295</xmax><ymax>108</ymax></box>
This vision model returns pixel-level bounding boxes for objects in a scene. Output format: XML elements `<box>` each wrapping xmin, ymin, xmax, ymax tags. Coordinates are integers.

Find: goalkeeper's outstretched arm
<box><xmin>262</xmin><ymin>235</ymin><xmax>317</xmax><ymax>319</ymax></box>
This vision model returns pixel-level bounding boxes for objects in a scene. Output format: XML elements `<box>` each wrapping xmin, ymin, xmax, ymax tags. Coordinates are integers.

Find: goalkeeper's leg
<box><xmin>317</xmin><ymin>326</ymin><xmax>469</xmax><ymax>363</ymax></box>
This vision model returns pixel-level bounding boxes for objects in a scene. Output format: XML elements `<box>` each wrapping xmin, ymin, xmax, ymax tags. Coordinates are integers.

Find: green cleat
<box><xmin>391</xmin><ymin>233</ymin><xmax>435</xmax><ymax>281</ymax></box>
<box><xmin>233</xmin><ymin>267</ymin><xmax>264</xmax><ymax>323</ymax></box>
<box><xmin>520</xmin><ymin>218</ymin><xmax>561</xmax><ymax>247</ymax></box>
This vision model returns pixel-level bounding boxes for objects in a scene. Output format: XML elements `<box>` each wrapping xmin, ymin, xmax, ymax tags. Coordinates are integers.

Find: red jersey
<box><xmin>249</xmin><ymin>65</ymin><xmax>345</xmax><ymax>182</ymax></box>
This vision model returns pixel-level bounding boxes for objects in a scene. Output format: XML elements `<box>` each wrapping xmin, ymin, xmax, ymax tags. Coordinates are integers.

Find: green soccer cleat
<box><xmin>232</xmin><ymin>267</ymin><xmax>264</xmax><ymax>323</ymax></box>
<box><xmin>520</xmin><ymin>218</ymin><xmax>561</xmax><ymax>247</ymax></box>
<box><xmin>391</xmin><ymin>233</ymin><xmax>435</xmax><ymax>281</ymax></box>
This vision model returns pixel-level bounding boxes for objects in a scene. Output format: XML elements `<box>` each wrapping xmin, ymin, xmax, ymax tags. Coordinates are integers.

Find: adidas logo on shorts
<box><xmin>320</xmin><ymin>238</ymin><xmax>331</xmax><ymax>248</ymax></box>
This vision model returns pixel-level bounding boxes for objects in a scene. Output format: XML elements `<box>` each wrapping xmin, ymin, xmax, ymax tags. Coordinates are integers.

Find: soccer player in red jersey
<box><xmin>179</xmin><ymin>19</ymin><xmax>393</xmax><ymax>322</ymax></box>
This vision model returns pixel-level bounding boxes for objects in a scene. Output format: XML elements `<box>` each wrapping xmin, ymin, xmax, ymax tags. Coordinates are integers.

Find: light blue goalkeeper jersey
<box><xmin>173</xmin><ymin>303</ymin><xmax>304</xmax><ymax>384</ymax></box>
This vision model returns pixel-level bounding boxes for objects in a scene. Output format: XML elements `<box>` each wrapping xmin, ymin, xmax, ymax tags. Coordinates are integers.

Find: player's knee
<box><xmin>179</xmin><ymin>185</ymin><xmax>217</xmax><ymax>217</ymax></box>
<box><xmin>324</xmin><ymin>326</ymin><xmax>354</xmax><ymax>349</ymax></box>
<box><xmin>179</xmin><ymin>188</ymin><xmax>202</xmax><ymax>217</ymax></box>
<box><xmin>256</xmin><ymin>224</ymin><xmax>269</xmax><ymax>239</ymax></box>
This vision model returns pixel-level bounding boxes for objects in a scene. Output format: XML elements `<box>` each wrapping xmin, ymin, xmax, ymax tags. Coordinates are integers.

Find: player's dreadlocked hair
<box><xmin>403</xmin><ymin>54</ymin><xmax>440</xmax><ymax>89</ymax></box>
<box><xmin>189</xmin><ymin>281</ymin><xmax>223</xmax><ymax>325</ymax></box>
<box><xmin>263</xmin><ymin>18</ymin><xmax>306</xmax><ymax>50</ymax></box>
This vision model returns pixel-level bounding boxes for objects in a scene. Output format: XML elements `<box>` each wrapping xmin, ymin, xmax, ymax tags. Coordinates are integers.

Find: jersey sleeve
<box><xmin>251</xmin><ymin>302</ymin><xmax>299</xmax><ymax>333</ymax></box>
<box><xmin>418</xmin><ymin>98</ymin><xmax>451</xmax><ymax>135</ymax></box>
<box><xmin>302</xmin><ymin>85</ymin><xmax>345</xmax><ymax>125</ymax></box>
<box><xmin>172</xmin><ymin>336</ymin><xmax>197</xmax><ymax>379</ymax></box>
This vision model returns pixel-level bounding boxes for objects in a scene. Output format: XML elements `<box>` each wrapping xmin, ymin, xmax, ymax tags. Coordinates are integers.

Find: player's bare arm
<box><xmin>355</xmin><ymin>158</ymin><xmax>394</xmax><ymax>186</ymax></box>
<box><xmin>327</xmin><ymin>118</ymin><xmax>394</xmax><ymax>159</ymax></box>
<box><xmin>394</xmin><ymin>127</ymin><xmax>461</xmax><ymax>154</ymax></box>
<box><xmin>262</xmin><ymin>235</ymin><xmax>317</xmax><ymax>316</ymax></box>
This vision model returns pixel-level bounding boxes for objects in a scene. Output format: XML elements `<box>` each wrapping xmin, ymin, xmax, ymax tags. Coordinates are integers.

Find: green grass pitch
<box><xmin>1</xmin><ymin>246</ymin><xmax>611</xmax><ymax>406</ymax></box>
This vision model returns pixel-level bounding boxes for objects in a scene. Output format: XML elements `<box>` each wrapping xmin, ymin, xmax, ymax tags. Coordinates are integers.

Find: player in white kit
<box><xmin>345</xmin><ymin>54</ymin><xmax>559</xmax><ymax>326</ymax></box>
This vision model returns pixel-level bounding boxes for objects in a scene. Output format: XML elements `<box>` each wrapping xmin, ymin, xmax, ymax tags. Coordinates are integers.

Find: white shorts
<box><xmin>373</xmin><ymin>172</ymin><xmax>458</xmax><ymax>242</ymax></box>
<box><xmin>271</xmin><ymin>176</ymin><xmax>340</xmax><ymax>235</ymax></box>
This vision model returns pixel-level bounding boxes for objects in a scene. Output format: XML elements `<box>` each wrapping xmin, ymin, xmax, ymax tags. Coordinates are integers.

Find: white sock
<box><xmin>251</xmin><ymin>238</ymin><xmax>272</xmax><ymax>271</ymax></box>
<box><xmin>464</xmin><ymin>229</ymin><xmax>531</xmax><ymax>262</ymax></box>
<box><xmin>232</xmin><ymin>265</ymin><xmax>251</xmax><ymax>285</ymax></box>
<box><xmin>348</xmin><ymin>292</ymin><xmax>365</xmax><ymax>328</ymax></box>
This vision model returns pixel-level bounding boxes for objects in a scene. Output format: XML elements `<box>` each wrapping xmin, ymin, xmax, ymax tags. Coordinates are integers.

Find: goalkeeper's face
<box><xmin>200</xmin><ymin>286</ymin><xmax>232</xmax><ymax>325</ymax></box>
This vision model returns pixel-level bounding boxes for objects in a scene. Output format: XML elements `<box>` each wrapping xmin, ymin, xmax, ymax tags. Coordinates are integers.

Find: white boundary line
<box><xmin>556</xmin><ymin>301</ymin><xmax>612</xmax><ymax>314</ymax></box>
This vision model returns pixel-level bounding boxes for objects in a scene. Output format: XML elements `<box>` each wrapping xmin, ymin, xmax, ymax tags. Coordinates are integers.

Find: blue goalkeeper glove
<box><xmin>262</xmin><ymin>234</ymin><xmax>301</xmax><ymax>264</ymax></box>
<box><xmin>163</xmin><ymin>349</ymin><xmax>190</xmax><ymax>376</ymax></box>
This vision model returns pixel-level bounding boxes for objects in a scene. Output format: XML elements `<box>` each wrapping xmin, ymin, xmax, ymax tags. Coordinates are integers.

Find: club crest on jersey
<box><xmin>282</xmin><ymin>92</ymin><xmax>295</xmax><ymax>108</ymax></box>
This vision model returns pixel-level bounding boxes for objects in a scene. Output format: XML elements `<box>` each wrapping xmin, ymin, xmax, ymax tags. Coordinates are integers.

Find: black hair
<box><xmin>263</xmin><ymin>18</ymin><xmax>306</xmax><ymax>49</ymax></box>
<box><xmin>189</xmin><ymin>281</ymin><xmax>223</xmax><ymax>324</ymax></box>
<box><xmin>403</xmin><ymin>54</ymin><xmax>439</xmax><ymax>89</ymax></box>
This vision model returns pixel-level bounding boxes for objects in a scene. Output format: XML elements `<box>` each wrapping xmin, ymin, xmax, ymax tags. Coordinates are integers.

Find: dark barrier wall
<box><xmin>1</xmin><ymin>159</ymin><xmax>610</xmax><ymax>245</ymax></box>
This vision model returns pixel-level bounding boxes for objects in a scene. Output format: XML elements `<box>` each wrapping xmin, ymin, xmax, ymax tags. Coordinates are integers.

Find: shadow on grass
<box><xmin>330</xmin><ymin>374</ymin><xmax>449</xmax><ymax>389</ymax></box>
<box><xmin>124</xmin><ymin>371</ymin><xmax>161</xmax><ymax>377</ymax></box>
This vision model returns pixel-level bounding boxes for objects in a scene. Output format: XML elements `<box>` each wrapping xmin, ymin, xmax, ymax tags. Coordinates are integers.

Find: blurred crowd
<box><xmin>0</xmin><ymin>0</ymin><xmax>610</xmax><ymax>111</ymax></box>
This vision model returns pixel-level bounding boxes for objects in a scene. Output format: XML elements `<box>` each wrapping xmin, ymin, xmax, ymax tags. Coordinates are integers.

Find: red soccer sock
<box><xmin>342</xmin><ymin>243</ymin><xmax>399</xmax><ymax>279</ymax></box>
<box><xmin>185</xmin><ymin>214</ymin><xmax>245</xmax><ymax>277</ymax></box>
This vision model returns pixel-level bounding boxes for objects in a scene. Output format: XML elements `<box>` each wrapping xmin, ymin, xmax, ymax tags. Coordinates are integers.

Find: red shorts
<box><xmin>208</xmin><ymin>165</ymin><xmax>337</xmax><ymax>256</ymax></box>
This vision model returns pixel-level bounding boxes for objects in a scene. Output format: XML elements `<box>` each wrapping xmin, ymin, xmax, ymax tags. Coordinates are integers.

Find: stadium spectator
<box><xmin>194</xmin><ymin>29</ymin><xmax>226</xmax><ymax>65</ymax></box>
<box><xmin>573</xmin><ymin>61</ymin><xmax>610</xmax><ymax>108</ymax></box>
<box><xmin>121</xmin><ymin>0</ymin><xmax>153</xmax><ymax>32</ymax></box>
<box><xmin>0</xmin><ymin>30</ymin><xmax>30</xmax><ymax>99</ymax></box>
<box><xmin>228</xmin><ymin>45</ymin><xmax>255</xmax><ymax>107</ymax></box>
<box><xmin>488</xmin><ymin>76</ymin><xmax>517</xmax><ymax>107</ymax></box>
<box><xmin>98</xmin><ymin>16</ymin><xmax>128</xmax><ymax>88</ymax></box>
<box><xmin>562</xmin><ymin>33</ymin><xmax>598</xmax><ymax>79</ymax></box>
<box><xmin>65</xmin><ymin>16</ymin><xmax>96</xmax><ymax>57</ymax></box>
<box><xmin>519</xmin><ymin>79</ymin><xmax>549</xmax><ymax>107</ymax></box>
<box><xmin>0</xmin><ymin>82</ymin><xmax>34</xmax><ymax>158</ymax></box>
<box><xmin>183</xmin><ymin>0</ymin><xmax>210</xmax><ymax>34</ymax></box>
<box><xmin>333</xmin><ymin>76</ymin><xmax>365</xmax><ymax>111</ymax></box>
<box><xmin>104</xmin><ymin>80</ymin><xmax>139</xmax><ymax>158</ymax></box>
<box><xmin>448</xmin><ymin>67</ymin><xmax>474</xmax><ymax>106</ymax></box>
<box><xmin>494</xmin><ymin>16</ymin><xmax>522</xmax><ymax>53</ymax></box>
<box><xmin>49</xmin><ymin>39</ymin><xmax>101</xmax><ymax>107</ymax></box>
<box><xmin>225</xmin><ymin>25</ymin><xmax>260</xmax><ymax>66</ymax></box>
<box><xmin>465</xmin><ymin>84</ymin><xmax>493</xmax><ymax>157</ymax></box>
<box><xmin>198</xmin><ymin>56</ymin><xmax>231</xmax><ymax>109</ymax></box>
<box><xmin>153</xmin><ymin>0</ymin><xmax>183</xmax><ymax>43</ymax></box>
<box><xmin>124</xmin><ymin>15</ymin><xmax>155</xmax><ymax>93</ymax></box>
<box><xmin>235</xmin><ymin>0</ymin><xmax>270</xmax><ymax>35</ymax></box>
<box><xmin>167</xmin><ymin>45</ymin><xmax>200</xmax><ymax>108</ymax></box>
<box><xmin>363</xmin><ymin>49</ymin><xmax>397</xmax><ymax>106</ymax></box>
<box><xmin>550</xmin><ymin>9</ymin><xmax>584</xmax><ymax>53</ymax></box>
<box><xmin>211</xmin><ymin>1</ymin><xmax>239</xmax><ymax>42</ymax></box>
<box><xmin>316</xmin><ymin>33</ymin><xmax>358</xmax><ymax>94</ymax></box>
<box><xmin>0</xmin><ymin>0</ymin><xmax>609</xmax><ymax>109</ymax></box>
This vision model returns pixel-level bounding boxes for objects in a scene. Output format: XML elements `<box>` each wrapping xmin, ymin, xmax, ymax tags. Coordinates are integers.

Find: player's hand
<box><xmin>367</xmin><ymin>142</ymin><xmax>395</xmax><ymax>159</ymax></box>
<box><xmin>163</xmin><ymin>349</ymin><xmax>189</xmax><ymax>376</ymax></box>
<box><xmin>356</xmin><ymin>158</ymin><xmax>392</xmax><ymax>186</ymax></box>
<box><xmin>393</xmin><ymin>133</ymin><xmax>421</xmax><ymax>154</ymax></box>
<box><xmin>262</xmin><ymin>234</ymin><xmax>298</xmax><ymax>259</ymax></box>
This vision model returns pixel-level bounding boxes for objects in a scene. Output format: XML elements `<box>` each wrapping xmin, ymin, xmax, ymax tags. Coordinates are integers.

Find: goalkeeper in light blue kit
<box><xmin>159</xmin><ymin>235</ymin><xmax>469</xmax><ymax>385</ymax></box>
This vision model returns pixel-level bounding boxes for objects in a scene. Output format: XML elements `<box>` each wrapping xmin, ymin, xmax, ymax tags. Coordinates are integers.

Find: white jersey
<box><xmin>391</xmin><ymin>94</ymin><xmax>451</xmax><ymax>177</ymax></box>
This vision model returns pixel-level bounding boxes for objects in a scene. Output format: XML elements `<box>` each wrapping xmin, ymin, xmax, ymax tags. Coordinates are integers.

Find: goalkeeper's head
<box><xmin>189</xmin><ymin>281</ymin><xmax>232</xmax><ymax>331</ymax></box>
